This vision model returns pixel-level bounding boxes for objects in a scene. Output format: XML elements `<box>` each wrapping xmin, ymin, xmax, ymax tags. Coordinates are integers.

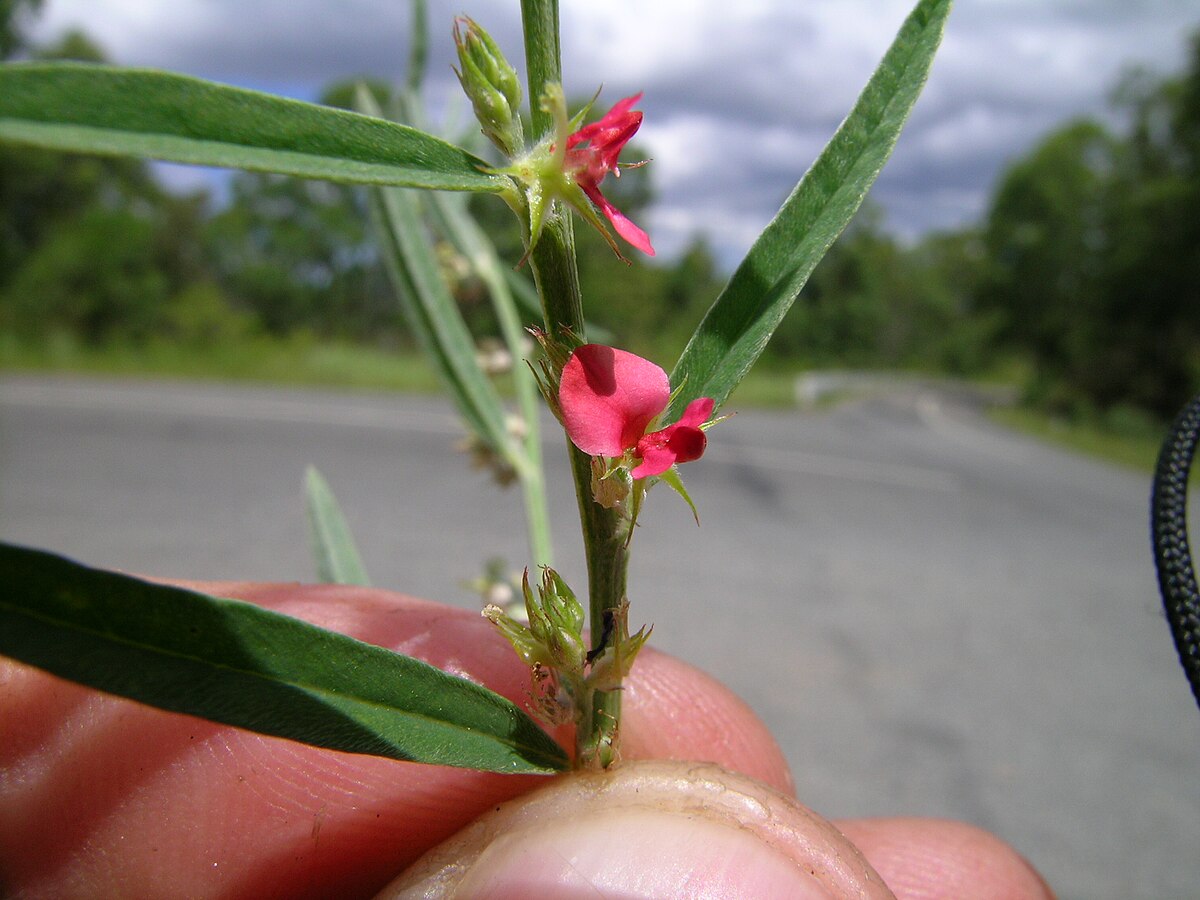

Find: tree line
<box><xmin>2</xmin><ymin>7</ymin><xmax>1198</xmax><ymax>423</ymax></box>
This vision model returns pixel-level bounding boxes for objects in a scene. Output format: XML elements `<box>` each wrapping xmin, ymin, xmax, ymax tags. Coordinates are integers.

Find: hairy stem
<box><xmin>521</xmin><ymin>0</ymin><xmax>628</xmax><ymax>767</ymax></box>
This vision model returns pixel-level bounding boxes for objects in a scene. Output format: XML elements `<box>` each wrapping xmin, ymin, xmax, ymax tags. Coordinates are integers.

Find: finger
<box><xmin>835</xmin><ymin>817</ymin><xmax>1055</xmax><ymax>900</ymax></box>
<box><xmin>0</xmin><ymin>582</ymin><xmax>792</xmax><ymax>898</ymax></box>
<box><xmin>381</xmin><ymin>759</ymin><xmax>892</xmax><ymax>899</ymax></box>
<box><xmin>617</xmin><ymin>640</ymin><xmax>793</xmax><ymax>791</ymax></box>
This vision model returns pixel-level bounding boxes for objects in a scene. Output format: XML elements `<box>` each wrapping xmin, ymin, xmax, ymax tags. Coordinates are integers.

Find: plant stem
<box><xmin>521</xmin><ymin>0</ymin><xmax>629</xmax><ymax>767</ymax></box>
<box><xmin>520</xmin><ymin>0</ymin><xmax>561</xmax><ymax>140</ymax></box>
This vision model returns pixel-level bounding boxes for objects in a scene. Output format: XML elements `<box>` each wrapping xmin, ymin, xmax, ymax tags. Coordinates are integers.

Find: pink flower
<box><xmin>632</xmin><ymin>397</ymin><xmax>714</xmax><ymax>478</ymax></box>
<box><xmin>564</xmin><ymin>94</ymin><xmax>655</xmax><ymax>257</ymax></box>
<box><xmin>559</xmin><ymin>344</ymin><xmax>713</xmax><ymax>479</ymax></box>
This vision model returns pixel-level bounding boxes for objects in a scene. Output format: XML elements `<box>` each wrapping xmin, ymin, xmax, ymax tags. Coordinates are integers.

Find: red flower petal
<box><xmin>677</xmin><ymin>397</ymin><xmax>714</xmax><ymax>429</ymax></box>
<box><xmin>665</xmin><ymin>424</ymin><xmax>708</xmax><ymax>464</ymax></box>
<box><xmin>632</xmin><ymin>422</ymin><xmax>707</xmax><ymax>479</ymax></box>
<box><xmin>629</xmin><ymin>396</ymin><xmax>714</xmax><ymax>479</ymax></box>
<box><xmin>630</xmin><ymin>441</ymin><xmax>677</xmax><ymax>479</ymax></box>
<box><xmin>563</xmin><ymin>94</ymin><xmax>655</xmax><ymax>257</ymax></box>
<box><xmin>559</xmin><ymin>345</ymin><xmax>670</xmax><ymax>457</ymax></box>
<box><xmin>568</xmin><ymin>93</ymin><xmax>644</xmax><ymax>153</ymax></box>
<box><xmin>582</xmin><ymin>183</ymin><xmax>656</xmax><ymax>257</ymax></box>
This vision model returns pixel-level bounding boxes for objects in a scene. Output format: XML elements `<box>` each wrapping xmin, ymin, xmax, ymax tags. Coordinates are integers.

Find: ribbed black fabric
<box><xmin>1151</xmin><ymin>394</ymin><xmax>1200</xmax><ymax>711</ymax></box>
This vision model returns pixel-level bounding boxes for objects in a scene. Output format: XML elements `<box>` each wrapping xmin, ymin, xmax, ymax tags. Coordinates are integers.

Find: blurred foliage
<box><xmin>977</xmin><ymin>31</ymin><xmax>1200</xmax><ymax>419</ymax></box>
<box><xmin>0</xmin><ymin>0</ymin><xmax>43</xmax><ymax>60</ymax></box>
<box><xmin>3</xmin><ymin>18</ymin><xmax>1199</xmax><ymax>425</ymax></box>
<box><xmin>0</xmin><ymin>30</ymin><xmax>230</xmax><ymax>345</ymax></box>
<box><xmin>203</xmin><ymin>172</ymin><xmax>395</xmax><ymax>340</ymax></box>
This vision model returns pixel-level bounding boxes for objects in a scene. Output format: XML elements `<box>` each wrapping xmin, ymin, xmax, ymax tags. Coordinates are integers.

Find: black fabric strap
<box><xmin>1151</xmin><ymin>393</ymin><xmax>1200</xmax><ymax>711</ymax></box>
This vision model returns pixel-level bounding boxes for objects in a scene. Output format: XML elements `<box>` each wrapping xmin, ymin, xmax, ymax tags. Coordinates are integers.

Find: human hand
<box><xmin>0</xmin><ymin>582</ymin><xmax>1050</xmax><ymax>898</ymax></box>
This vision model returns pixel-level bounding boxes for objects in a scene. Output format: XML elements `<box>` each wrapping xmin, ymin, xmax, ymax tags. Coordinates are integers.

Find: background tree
<box><xmin>974</xmin><ymin>119</ymin><xmax>1118</xmax><ymax>409</ymax></box>
<box><xmin>0</xmin><ymin>30</ymin><xmax>225</xmax><ymax>344</ymax></box>
<box><xmin>975</xmin><ymin>29</ymin><xmax>1200</xmax><ymax>419</ymax></box>
<box><xmin>1096</xmin><ymin>33</ymin><xmax>1200</xmax><ymax>416</ymax></box>
<box><xmin>0</xmin><ymin>0</ymin><xmax>43</xmax><ymax>60</ymax></box>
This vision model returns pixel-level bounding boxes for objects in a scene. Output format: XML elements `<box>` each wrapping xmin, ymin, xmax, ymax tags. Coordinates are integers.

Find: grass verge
<box><xmin>0</xmin><ymin>332</ymin><xmax>444</xmax><ymax>393</ymax></box>
<box><xmin>0</xmin><ymin>331</ymin><xmax>801</xmax><ymax>407</ymax></box>
<box><xmin>989</xmin><ymin>405</ymin><xmax>1164</xmax><ymax>473</ymax></box>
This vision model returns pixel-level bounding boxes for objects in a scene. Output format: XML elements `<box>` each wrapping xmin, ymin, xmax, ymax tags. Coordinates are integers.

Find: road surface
<box><xmin>1</xmin><ymin>374</ymin><xmax>1197</xmax><ymax>898</ymax></box>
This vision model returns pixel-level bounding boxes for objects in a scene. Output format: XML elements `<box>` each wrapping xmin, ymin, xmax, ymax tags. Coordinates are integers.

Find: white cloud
<box><xmin>26</xmin><ymin>0</ymin><xmax>1200</xmax><ymax>266</ymax></box>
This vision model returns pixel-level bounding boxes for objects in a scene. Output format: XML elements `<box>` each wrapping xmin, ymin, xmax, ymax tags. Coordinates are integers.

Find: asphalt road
<box><xmin>1</xmin><ymin>374</ymin><xmax>1197</xmax><ymax>898</ymax></box>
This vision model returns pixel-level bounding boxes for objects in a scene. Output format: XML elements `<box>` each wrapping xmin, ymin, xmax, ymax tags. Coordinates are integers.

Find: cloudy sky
<box><xmin>27</xmin><ymin>0</ymin><xmax>1200</xmax><ymax>266</ymax></box>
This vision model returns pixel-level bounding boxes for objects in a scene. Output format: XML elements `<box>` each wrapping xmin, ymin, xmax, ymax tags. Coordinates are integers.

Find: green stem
<box><xmin>530</xmin><ymin>207</ymin><xmax>628</xmax><ymax>769</ymax></box>
<box><xmin>520</xmin><ymin>0</ymin><xmax>561</xmax><ymax>140</ymax></box>
<box><xmin>521</xmin><ymin>0</ymin><xmax>629</xmax><ymax>767</ymax></box>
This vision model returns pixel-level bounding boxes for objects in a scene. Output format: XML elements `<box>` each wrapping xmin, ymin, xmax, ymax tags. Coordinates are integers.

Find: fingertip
<box><xmin>622</xmin><ymin>649</ymin><xmax>796</xmax><ymax>795</ymax></box>
<box><xmin>835</xmin><ymin>817</ymin><xmax>1054</xmax><ymax>900</ymax></box>
<box><xmin>383</xmin><ymin>760</ymin><xmax>891</xmax><ymax>899</ymax></box>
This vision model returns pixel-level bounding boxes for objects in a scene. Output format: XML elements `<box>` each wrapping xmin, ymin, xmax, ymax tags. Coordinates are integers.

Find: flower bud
<box><xmin>540</xmin><ymin>568</ymin><xmax>586</xmax><ymax>669</ymax></box>
<box><xmin>452</xmin><ymin>16</ymin><xmax>524</xmax><ymax>157</ymax></box>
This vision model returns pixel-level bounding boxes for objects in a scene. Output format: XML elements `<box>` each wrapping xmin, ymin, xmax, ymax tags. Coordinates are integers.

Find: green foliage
<box><xmin>0</xmin><ymin>63</ymin><xmax>509</xmax><ymax>192</ymax></box>
<box><xmin>667</xmin><ymin>0</ymin><xmax>953</xmax><ymax>420</ymax></box>
<box><xmin>4</xmin><ymin>208</ymin><xmax>171</xmax><ymax>341</ymax></box>
<box><xmin>0</xmin><ymin>0</ymin><xmax>43</xmax><ymax>60</ymax></box>
<box><xmin>7</xmin><ymin>10</ymin><xmax>1197</xmax><ymax>434</ymax></box>
<box><xmin>160</xmin><ymin>281</ymin><xmax>254</xmax><ymax>347</ymax></box>
<box><xmin>0</xmin><ymin>542</ymin><xmax>567</xmax><ymax>773</ymax></box>
<box><xmin>0</xmin><ymin>0</ymin><xmax>960</xmax><ymax>776</ymax></box>
<box><xmin>204</xmin><ymin>172</ymin><xmax>396</xmax><ymax>339</ymax></box>
<box><xmin>0</xmin><ymin>330</ymin><xmax>445</xmax><ymax>391</ymax></box>
<box><xmin>978</xmin><ymin>120</ymin><xmax>1117</xmax><ymax>360</ymax></box>
<box><xmin>305</xmin><ymin>466</ymin><xmax>371</xmax><ymax>586</ymax></box>
<box><xmin>977</xmin><ymin>29</ymin><xmax>1200</xmax><ymax>419</ymax></box>
<box><xmin>763</xmin><ymin>209</ymin><xmax>994</xmax><ymax>375</ymax></box>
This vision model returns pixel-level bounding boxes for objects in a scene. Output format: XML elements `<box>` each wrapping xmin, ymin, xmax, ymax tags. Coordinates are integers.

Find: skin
<box><xmin>0</xmin><ymin>582</ymin><xmax>1053</xmax><ymax>898</ymax></box>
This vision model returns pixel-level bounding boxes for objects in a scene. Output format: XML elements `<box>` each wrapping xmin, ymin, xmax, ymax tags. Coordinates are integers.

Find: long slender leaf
<box><xmin>424</xmin><ymin>169</ymin><xmax>556</xmax><ymax>567</ymax></box>
<box><xmin>406</xmin><ymin>0</ymin><xmax>429</xmax><ymax>96</ymax></box>
<box><xmin>356</xmin><ymin>86</ymin><xmax>517</xmax><ymax>466</ymax></box>
<box><xmin>367</xmin><ymin>182</ymin><xmax>517</xmax><ymax>462</ymax></box>
<box><xmin>0</xmin><ymin>63</ymin><xmax>508</xmax><ymax>193</ymax></box>
<box><xmin>0</xmin><ymin>542</ymin><xmax>567</xmax><ymax>774</ymax></box>
<box><xmin>304</xmin><ymin>466</ymin><xmax>371</xmax><ymax>586</ymax></box>
<box><xmin>667</xmin><ymin>0</ymin><xmax>952</xmax><ymax>419</ymax></box>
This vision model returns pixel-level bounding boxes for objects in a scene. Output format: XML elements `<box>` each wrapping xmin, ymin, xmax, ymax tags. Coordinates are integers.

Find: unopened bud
<box><xmin>453</xmin><ymin>16</ymin><xmax>524</xmax><ymax>157</ymax></box>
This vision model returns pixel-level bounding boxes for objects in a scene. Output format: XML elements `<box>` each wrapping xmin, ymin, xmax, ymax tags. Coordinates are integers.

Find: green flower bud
<box><xmin>452</xmin><ymin>16</ymin><xmax>524</xmax><ymax>157</ymax></box>
<box><xmin>540</xmin><ymin>568</ymin><xmax>586</xmax><ymax>670</ymax></box>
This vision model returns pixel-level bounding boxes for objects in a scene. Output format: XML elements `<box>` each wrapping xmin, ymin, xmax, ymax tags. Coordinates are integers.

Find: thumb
<box><xmin>380</xmin><ymin>759</ymin><xmax>892</xmax><ymax>899</ymax></box>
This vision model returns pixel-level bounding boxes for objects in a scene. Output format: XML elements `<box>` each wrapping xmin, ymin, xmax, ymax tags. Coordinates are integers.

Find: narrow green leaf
<box><xmin>367</xmin><ymin>181</ymin><xmax>517</xmax><ymax>462</ymax></box>
<box><xmin>657</xmin><ymin>466</ymin><xmax>700</xmax><ymax>526</ymax></box>
<box><xmin>0</xmin><ymin>63</ymin><xmax>508</xmax><ymax>193</ymax></box>
<box><xmin>304</xmin><ymin>466</ymin><xmax>371</xmax><ymax>586</ymax></box>
<box><xmin>0</xmin><ymin>542</ymin><xmax>568</xmax><ymax>774</ymax></box>
<box><xmin>667</xmin><ymin>0</ymin><xmax>952</xmax><ymax>419</ymax></box>
<box><xmin>355</xmin><ymin>85</ymin><xmax>517</xmax><ymax>466</ymax></box>
<box><xmin>406</xmin><ymin>0</ymin><xmax>430</xmax><ymax>96</ymax></box>
<box><xmin>424</xmin><ymin>181</ymin><xmax>556</xmax><ymax>566</ymax></box>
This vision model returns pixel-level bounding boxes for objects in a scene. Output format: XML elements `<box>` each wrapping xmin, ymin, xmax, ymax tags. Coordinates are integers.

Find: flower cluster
<box><xmin>500</xmin><ymin>86</ymin><xmax>655</xmax><ymax>263</ymax></box>
<box><xmin>454</xmin><ymin>16</ymin><xmax>654</xmax><ymax>260</ymax></box>
<box><xmin>483</xmin><ymin>566</ymin><xmax>649</xmax><ymax>739</ymax></box>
